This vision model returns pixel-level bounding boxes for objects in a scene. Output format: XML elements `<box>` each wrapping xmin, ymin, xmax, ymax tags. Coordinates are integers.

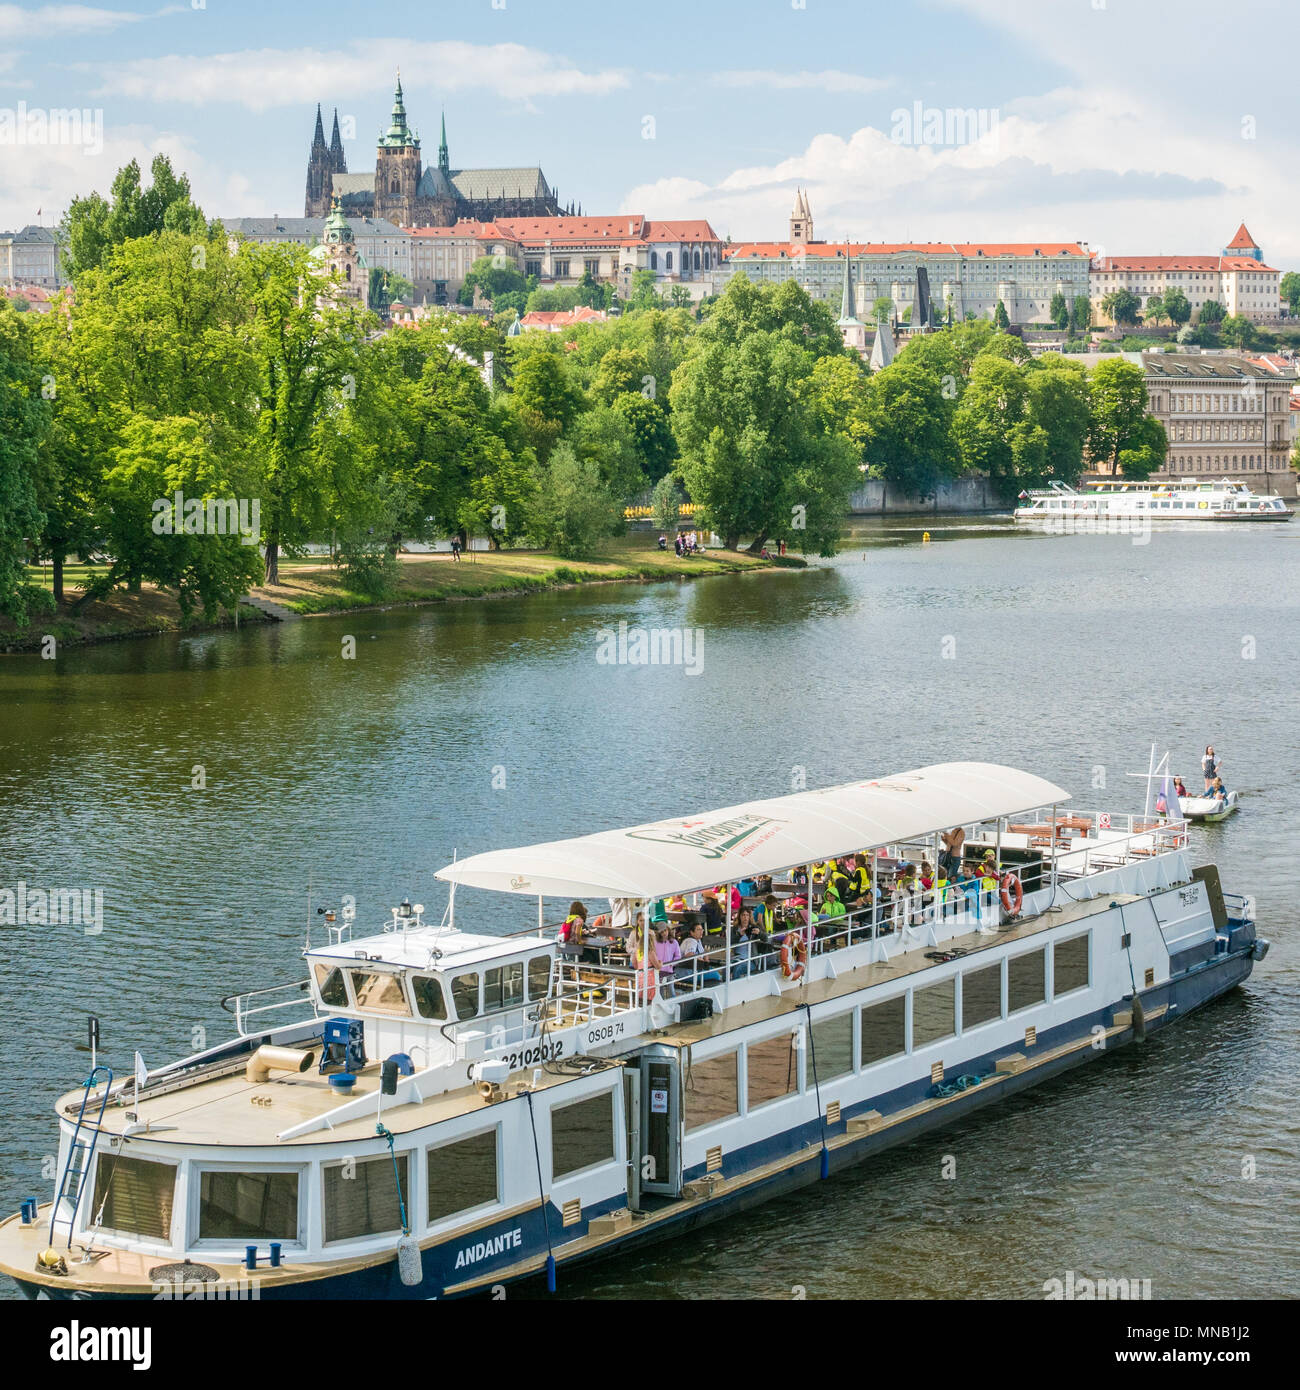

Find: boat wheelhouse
<box><xmin>0</xmin><ymin>762</ymin><xmax>1267</xmax><ymax>1301</ymax></box>
<box><xmin>1014</xmin><ymin>477</ymin><xmax>1292</xmax><ymax>523</ymax></box>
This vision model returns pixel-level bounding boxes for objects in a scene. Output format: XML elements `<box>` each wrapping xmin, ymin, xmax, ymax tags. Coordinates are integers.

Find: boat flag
<box><xmin>1157</xmin><ymin>773</ymin><xmax>1179</xmax><ymax>820</ymax></box>
<box><xmin>133</xmin><ymin>1051</ymin><xmax>148</xmax><ymax>1091</ymax></box>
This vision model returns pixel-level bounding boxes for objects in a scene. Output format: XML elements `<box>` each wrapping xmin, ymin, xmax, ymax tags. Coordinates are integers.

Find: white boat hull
<box><xmin>1179</xmin><ymin>792</ymin><xmax>1239</xmax><ymax>822</ymax></box>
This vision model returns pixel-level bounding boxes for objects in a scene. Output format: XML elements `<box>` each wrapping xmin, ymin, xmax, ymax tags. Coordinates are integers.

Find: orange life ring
<box><xmin>780</xmin><ymin>932</ymin><xmax>807</xmax><ymax>981</ymax></box>
<box><xmin>1000</xmin><ymin>872</ymin><xmax>1023</xmax><ymax>915</ymax></box>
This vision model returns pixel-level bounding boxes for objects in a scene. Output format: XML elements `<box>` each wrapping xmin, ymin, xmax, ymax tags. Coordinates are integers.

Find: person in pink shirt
<box><xmin>655</xmin><ymin>924</ymin><xmax>681</xmax><ymax>997</ymax></box>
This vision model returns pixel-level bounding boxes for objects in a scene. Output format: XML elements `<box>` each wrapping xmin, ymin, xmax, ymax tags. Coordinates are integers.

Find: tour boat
<box><xmin>1014</xmin><ymin>477</ymin><xmax>1292</xmax><ymax>523</ymax></box>
<box><xmin>1179</xmin><ymin>791</ymin><xmax>1240</xmax><ymax>823</ymax></box>
<box><xmin>0</xmin><ymin>762</ymin><xmax>1268</xmax><ymax>1301</ymax></box>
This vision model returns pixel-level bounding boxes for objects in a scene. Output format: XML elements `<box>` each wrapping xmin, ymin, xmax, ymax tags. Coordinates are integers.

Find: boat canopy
<box><xmin>435</xmin><ymin>762</ymin><xmax>1070</xmax><ymax>901</ymax></box>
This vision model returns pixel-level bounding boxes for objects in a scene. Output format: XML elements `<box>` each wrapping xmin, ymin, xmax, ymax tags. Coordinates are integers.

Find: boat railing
<box><xmin>221</xmin><ymin>979</ymin><xmax>318</xmax><ymax>1036</ymax></box>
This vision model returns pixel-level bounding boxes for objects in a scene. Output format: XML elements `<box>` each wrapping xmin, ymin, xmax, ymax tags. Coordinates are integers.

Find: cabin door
<box><xmin>635</xmin><ymin>1052</ymin><xmax>682</xmax><ymax>1198</ymax></box>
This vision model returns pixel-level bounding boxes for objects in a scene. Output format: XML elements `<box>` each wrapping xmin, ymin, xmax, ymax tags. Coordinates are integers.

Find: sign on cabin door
<box><xmin>639</xmin><ymin>1054</ymin><xmax>682</xmax><ymax>1197</ymax></box>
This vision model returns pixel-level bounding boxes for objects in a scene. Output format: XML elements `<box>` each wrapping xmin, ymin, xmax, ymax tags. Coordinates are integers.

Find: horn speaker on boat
<box><xmin>245</xmin><ymin>1046</ymin><xmax>316</xmax><ymax>1084</ymax></box>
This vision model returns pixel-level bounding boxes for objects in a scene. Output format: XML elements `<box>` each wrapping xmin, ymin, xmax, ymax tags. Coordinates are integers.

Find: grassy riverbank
<box><xmin>2</xmin><ymin>544</ymin><xmax>799</xmax><ymax>652</ymax></box>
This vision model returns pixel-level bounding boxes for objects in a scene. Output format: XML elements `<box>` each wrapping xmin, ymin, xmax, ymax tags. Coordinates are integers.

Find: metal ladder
<box><xmin>49</xmin><ymin>1065</ymin><xmax>113</xmax><ymax>1248</ymax></box>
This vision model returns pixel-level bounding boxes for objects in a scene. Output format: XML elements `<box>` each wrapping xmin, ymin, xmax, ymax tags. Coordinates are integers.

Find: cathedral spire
<box><xmin>311</xmin><ymin>103</ymin><xmax>327</xmax><ymax>150</ymax></box>
<box><xmin>438</xmin><ymin>108</ymin><xmax>449</xmax><ymax>175</ymax></box>
<box><xmin>329</xmin><ymin>107</ymin><xmax>347</xmax><ymax>173</ymax></box>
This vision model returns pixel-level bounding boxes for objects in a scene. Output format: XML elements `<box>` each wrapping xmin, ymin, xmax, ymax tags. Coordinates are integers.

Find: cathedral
<box><xmin>304</xmin><ymin>76</ymin><xmax>566</xmax><ymax>226</ymax></box>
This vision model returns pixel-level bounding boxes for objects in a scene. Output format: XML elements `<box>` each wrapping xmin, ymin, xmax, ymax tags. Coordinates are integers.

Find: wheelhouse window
<box><xmin>860</xmin><ymin>995</ymin><xmax>906</xmax><ymax>1066</ymax></box>
<box><xmin>747</xmin><ymin>1033</ymin><xmax>799</xmax><ymax>1107</ymax></box>
<box><xmin>809</xmin><ymin>1011</ymin><xmax>853</xmax><ymax>1081</ymax></box>
<box><xmin>348</xmin><ymin>969</ymin><xmax>411</xmax><ymax>1016</ymax></box>
<box><xmin>323</xmin><ymin>1153</ymin><xmax>409</xmax><ymax>1242</ymax></box>
<box><xmin>314</xmin><ymin>963</ymin><xmax>347</xmax><ymax>1008</ymax></box>
<box><xmin>450</xmin><ymin>973</ymin><xmax>480</xmax><ymax>1020</ymax></box>
<box><xmin>412</xmin><ymin>974</ymin><xmax>447</xmax><ymax>1020</ymax></box>
<box><xmin>527</xmin><ymin>954</ymin><xmax>552</xmax><ymax>1000</ymax></box>
<box><xmin>426</xmin><ymin>1129</ymin><xmax>499</xmax><ymax>1225</ymax></box>
<box><xmin>551</xmin><ymin>1090</ymin><xmax>616</xmax><ymax>1179</ymax></box>
<box><xmin>198</xmin><ymin>1169</ymin><xmax>299</xmax><ymax>1241</ymax></box>
<box><xmin>1053</xmin><ymin>934</ymin><xmax>1090</xmax><ymax>997</ymax></box>
<box><xmin>91</xmin><ymin>1155</ymin><xmax>175</xmax><ymax>1241</ymax></box>
<box><xmin>685</xmin><ymin>1050</ymin><xmax>738</xmax><ymax>1132</ymax></box>
<box><xmin>483</xmin><ymin>960</ymin><xmax>524</xmax><ymax>1012</ymax></box>
<box><xmin>912</xmin><ymin>978</ymin><xmax>956</xmax><ymax>1048</ymax></box>
<box><xmin>1008</xmin><ymin>948</ymin><xmax>1046</xmax><ymax>1012</ymax></box>
<box><xmin>962</xmin><ymin>963</ymin><xmax>1003</xmax><ymax>1030</ymax></box>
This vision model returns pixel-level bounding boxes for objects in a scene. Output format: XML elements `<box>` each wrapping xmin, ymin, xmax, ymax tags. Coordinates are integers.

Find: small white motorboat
<box><xmin>1179</xmin><ymin>791</ymin><xmax>1240</xmax><ymax>823</ymax></box>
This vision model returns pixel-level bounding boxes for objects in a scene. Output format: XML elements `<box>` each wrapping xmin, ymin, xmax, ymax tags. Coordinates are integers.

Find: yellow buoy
<box><xmin>922</xmin><ymin>531</ymin><xmax>931</xmax><ymax>543</ymax></box>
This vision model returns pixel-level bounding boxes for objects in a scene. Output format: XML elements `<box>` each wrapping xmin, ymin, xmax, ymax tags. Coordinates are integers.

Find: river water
<box><xmin>1</xmin><ymin>518</ymin><xmax>1296</xmax><ymax>1300</ymax></box>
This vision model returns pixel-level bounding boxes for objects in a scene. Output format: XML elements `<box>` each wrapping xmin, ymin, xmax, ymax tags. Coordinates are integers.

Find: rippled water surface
<box><xmin>1</xmin><ymin>518</ymin><xmax>1296</xmax><ymax>1299</ymax></box>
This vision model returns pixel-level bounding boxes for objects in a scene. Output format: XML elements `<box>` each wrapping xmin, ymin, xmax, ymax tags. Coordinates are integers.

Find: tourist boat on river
<box><xmin>1179</xmin><ymin>790</ymin><xmax>1241</xmax><ymax>823</ymax></box>
<box><xmin>1014</xmin><ymin>477</ymin><xmax>1293</xmax><ymax>523</ymax></box>
<box><xmin>0</xmin><ymin>762</ymin><xmax>1268</xmax><ymax>1301</ymax></box>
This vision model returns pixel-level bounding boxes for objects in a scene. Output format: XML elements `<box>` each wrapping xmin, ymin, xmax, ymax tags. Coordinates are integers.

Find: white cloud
<box><xmin>715</xmin><ymin>70</ymin><xmax>891</xmax><ymax>96</ymax></box>
<box><xmin>86</xmin><ymin>39</ymin><xmax>629</xmax><ymax>112</ymax></box>
<box><xmin>0</xmin><ymin>5</ymin><xmax>147</xmax><ymax>39</ymax></box>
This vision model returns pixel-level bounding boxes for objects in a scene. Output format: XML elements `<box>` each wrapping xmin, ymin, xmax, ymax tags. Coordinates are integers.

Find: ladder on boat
<box><xmin>49</xmin><ymin>1066</ymin><xmax>113</xmax><ymax>1248</ymax></box>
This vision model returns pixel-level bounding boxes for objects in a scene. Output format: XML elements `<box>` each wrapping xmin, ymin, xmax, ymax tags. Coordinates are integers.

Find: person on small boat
<box><xmin>1208</xmin><ymin>778</ymin><xmax>1228</xmax><ymax>802</ymax></box>
<box><xmin>1174</xmin><ymin>777</ymin><xmax>1188</xmax><ymax>799</ymax></box>
<box><xmin>1202</xmin><ymin>745</ymin><xmax>1220</xmax><ymax>792</ymax></box>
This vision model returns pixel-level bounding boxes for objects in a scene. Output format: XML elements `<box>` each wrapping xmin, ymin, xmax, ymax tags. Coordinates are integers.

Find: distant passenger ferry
<box><xmin>1014</xmin><ymin>477</ymin><xmax>1293</xmax><ymax>523</ymax></box>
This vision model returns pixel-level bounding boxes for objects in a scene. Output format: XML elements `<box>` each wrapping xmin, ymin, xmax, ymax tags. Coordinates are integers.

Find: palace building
<box><xmin>304</xmin><ymin>77</ymin><xmax>564</xmax><ymax>227</ymax></box>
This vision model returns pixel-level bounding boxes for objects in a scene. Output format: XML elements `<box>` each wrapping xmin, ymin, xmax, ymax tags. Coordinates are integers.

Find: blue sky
<box><xmin>2</xmin><ymin>0</ymin><xmax>1297</xmax><ymax>268</ymax></box>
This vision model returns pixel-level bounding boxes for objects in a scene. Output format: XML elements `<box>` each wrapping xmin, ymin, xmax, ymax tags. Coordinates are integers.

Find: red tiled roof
<box><xmin>1225</xmin><ymin>222</ymin><xmax>1258</xmax><ymax>250</ymax></box>
<box><xmin>1093</xmin><ymin>255</ymin><xmax>1277</xmax><ymax>273</ymax></box>
<box><xmin>406</xmin><ymin>220</ymin><xmax>509</xmax><ymax>240</ymax></box>
<box><xmin>643</xmin><ymin>220</ymin><xmax>721</xmax><ymax>243</ymax></box>
<box><xmin>496</xmin><ymin>215</ymin><xmax>646</xmax><ymax>245</ymax></box>
<box><xmin>519</xmin><ymin>306</ymin><xmax>609</xmax><ymax>329</ymax></box>
<box><xmin>724</xmin><ymin>240</ymin><xmax>1087</xmax><ymax>260</ymax></box>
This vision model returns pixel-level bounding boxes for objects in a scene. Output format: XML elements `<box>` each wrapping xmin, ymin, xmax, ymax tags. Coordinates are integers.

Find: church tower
<box><xmin>304</xmin><ymin>104</ymin><xmax>333</xmax><ymax>217</ymax></box>
<box><xmin>789</xmin><ymin>188</ymin><xmax>813</xmax><ymax>245</ymax></box>
<box><xmin>329</xmin><ymin>108</ymin><xmax>347</xmax><ymax>174</ymax></box>
<box><xmin>315</xmin><ymin>194</ymin><xmax>367</xmax><ymax>309</ymax></box>
<box><xmin>438</xmin><ymin>110</ymin><xmax>450</xmax><ymax>179</ymax></box>
<box><xmin>374</xmin><ymin>72</ymin><xmax>423</xmax><ymax>226</ymax></box>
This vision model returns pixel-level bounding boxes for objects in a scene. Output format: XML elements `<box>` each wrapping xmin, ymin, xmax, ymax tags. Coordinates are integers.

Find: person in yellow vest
<box><xmin>820</xmin><ymin>878</ymin><xmax>847</xmax><ymax>926</ymax></box>
<box><xmin>560</xmin><ymin>902</ymin><xmax>587</xmax><ymax>949</ymax></box>
<box><xmin>979</xmin><ymin>855</ymin><xmax>999</xmax><ymax>924</ymax></box>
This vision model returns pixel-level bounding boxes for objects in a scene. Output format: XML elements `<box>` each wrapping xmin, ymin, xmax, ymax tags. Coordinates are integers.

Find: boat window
<box><xmin>314</xmin><ymin>963</ymin><xmax>347</xmax><ymax>1008</ymax></box>
<box><xmin>685</xmin><ymin>1050</ymin><xmax>738</xmax><ymax>1132</ymax></box>
<box><xmin>962</xmin><ymin>963</ymin><xmax>1003</xmax><ymax>1030</ymax></box>
<box><xmin>527</xmin><ymin>954</ymin><xmax>552</xmax><ymax>1000</ymax></box>
<box><xmin>91</xmin><ymin>1154</ymin><xmax>175</xmax><ymax>1241</ymax></box>
<box><xmin>551</xmin><ymin>1090</ymin><xmax>617</xmax><ymax>1179</ymax></box>
<box><xmin>1008</xmin><ymin>948</ymin><xmax>1046</xmax><ymax>1012</ymax></box>
<box><xmin>860</xmin><ymin>995</ymin><xmax>906</xmax><ymax>1066</ymax></box>
<box><xmin>1054</xmin><ymin>934</ymin><xmax>1090</xmax><ymax>996</ymax></box>
<box><xmin>323</xmin><ymin>1153</ymin><xmax>409</xmax><ymax>1242</ymax></box>
<box><xmin>426</xmin><ymin>1129</ymin><xmax>499</xmax><ymax>1225</ymax></box>
<box><xmin>484</xmin><ymin>960</ymin><xmax>524</xmax><ymax>1012</ymax></box>
<box><xmin>809</xmin><ymin>1011</ymin><xmax>853</xmax><ymax>1081</ymax></box>
<box><xmin>748</xmin><ymin>1032</ymin><xmax>799</xmax><ymax>1108</ymax></box>
<box><xmin>450</xmin><ymin>973</ymin><xmax>480</xmax><ymax>1020</ymax></box>
<box><xmin>412</xmin><ymin>974</ymin><xmax>447</xmax><ymax>1020</ymax></box>
<box><xmin>198</xmin><ymin>1170</ymin><xmax>299</xmax><ymax>1241</ymax></box>
<box><xmin>912</xmin><ymin>978</ymin><xmax>956</xmax><ymax>1048</ymax></box>
<box><xmin>348</xmin><ymin>969</ymin><xmax>411</xmax><ymax>1017</ymax></box>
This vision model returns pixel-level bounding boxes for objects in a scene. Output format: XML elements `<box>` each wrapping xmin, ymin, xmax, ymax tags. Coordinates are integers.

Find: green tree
<box><xmin>1280</xmin><ymin>271</ymin><xmax>1300</xmax><ymax>316</ymax></box>
<box><xmin>699</xmin><ymin>274</ymin><xmax>847</xmax><ymax>362</ymax></box>
<box><xmin>670</xmin><ymin>330</ymin><xmax>857</xmax><ymax>553</ymax></box>
<box><xmin>592</xmin><ymin>348</ymin><xmax>652</xmax><ymax>403</ymax></box>
<box><xmin>1025</xmin><ymin>356</ymin><xmax>1091</xmax><ymax>486</ymax></box>
<box><xmin>860</xmin><ymin>359</ymin><xmax>960</xmax><ymax>495</ymax></box>
<box><xmin>872</xmin><ymin>296</ymin><xmax>893</xmax><ymax>324</ymax></box>
<box><xmin>62</xmin><ymin>154</ymin><xmax>207</xmax><ymax>282</ymax></box>
<box><xmin>1198</xmin><ymin>299</ymin><xmax>1226</xmax><ymax>326</ymax></box>
<box><xmin>1144</xmin><ymin>293</ymin><xmax>1165</xmax><ymax>326</ymax></box>
<box><xmin>509</xmin><ymin>344</ymin><xmax>585</xmax><ymax>460</ymax></box>
<box><xmin>1219</xmin><ymin>314</ymin><xmax>1258</xmax><ymax>350</ymax></box>
<box><xmin>1070</xmin><ymin>295</ymin><xmax>1091</xmax><ymax>333</ymax></box>
<box><xmin>458</xmin><ymin>254</ymin><xmax>528</xmax><ymax>308</ymax></box>
<box><xmin>1087</xmin><ymin>358</ymin><xmax>1163</xmax><ymax>475</ymax></box>
<box><xmin>529</xmin><ymin>442</ymin><xmax>621</xmax><ymax>557</ymax></box>
<box><xmin>1049</xmin><ymin>291</ymin><xmax>1068</xmax><ymax>330</ymax></box>
<box><xmin>566</xmin><ymin>402</ymin><xmax>645</xmax><ymax>498</ymax></box>
<box><xmin>0</xmin><ymin>303</ymin><xmax>51</xmax><ymax>621</ymax></box>
<box><xmin>625</xmin><ymin>269</ymin><xmax>660</xmax><ymax>312</ymax></box>
<box><xmin>575</xmin><ymin>268</ymin><xmax>608</xmax><ymax>310</ymax></box>
<box><xmin>992</xmin><ymin>300</ymin><xmax>1010</xmax><ymax>329</ymax></box>
<box><xmin>651</xmin><ymin>473</ymin><xmax>684</xmax><ymax>533</ymax></box>
<box><xmin>978</xmin><ymin>331</ymin><xmax>1032</xmax><ymax>366</ymax></box>
<box><xmin>612</xmin><ymin>391</ymin><xmax>676</xmax><ymax>481</ymax></box>
<box><xmin>1162</xmin><ymin>287</ymin><xmax>1191</xmax><ymax>327</ymax></box>
<box><xmin>954</xmin><ymin>356</ymin><xmax>1047</xmax><ymax>491</ymax></box>
<box><xmin>1101</xmin><ymin>288</ymin><xmax>1140</xmax><ymax>327</ymax></box>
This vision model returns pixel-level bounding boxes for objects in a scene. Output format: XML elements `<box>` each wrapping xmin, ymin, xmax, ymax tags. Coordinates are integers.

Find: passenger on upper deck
<box><xmin>700</xmin><ymin>891</ymin><xmax>724</xmax><ymax>934</ymax></box>
<box><xmin>820</xmin><ymin>879</ymin><xmax>847</xmax><ymax>925</ymax></box>
<box><xmin>843</xmin><ymin>854</ymin><xmax>872</xmax><ymax>909</ymax></box>
<box><xmin>656</xmin><ymin>923</ymin><xmax>681</xmax><ymax>996</ymax></box>
<box><xmin>560</xmin><ymin>902</ymin><xmax>588</xmax><ymax>949</ymax></box>
<box><xmin>940</xmin><ymin>826</ymin><xmax>966</xmax><ymax>877</ymax></box>
<box><xmin>679</xmin><ymin>921</ymin><xmax>723</xmax><ymax>988</ymax></box>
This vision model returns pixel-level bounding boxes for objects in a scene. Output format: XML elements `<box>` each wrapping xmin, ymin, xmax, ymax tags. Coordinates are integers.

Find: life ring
<box><xmin>1258</xmin><ymin>502</ymin><xmax>1267</xmax><ymax>512</ymax></box>
<box><xmin>1000</xmin><ymin>872</ymin><xmax>1023</xmax><ymax>915</ymax></box>
<box><xmin>780</xmin><ymin>932</ymin><xmax>807</xmax><ymax>981</ymax></box>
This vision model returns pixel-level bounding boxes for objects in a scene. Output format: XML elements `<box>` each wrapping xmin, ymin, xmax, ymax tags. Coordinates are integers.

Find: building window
<box><xmin>583</xmin><ymin>258</ymin><xmax>600</xmax><ymax>276</ymax></box>
<box><xmin>524</xmin><ymin>260</ymin><xmax>541</xmax><ymax>278</ymax></box>
<box><xmin>551</xmin><ymin>1090</ymin><xmax>616</xmax><ymax>1178</ymax></box>
<box><xmin>665</xmin><ymin>252</ymin><xmax>673</xmax><ymax>272</ymax></box>
<box><xmin>685</xmin><ymin>1051</ymin><xmax>737</xmax><ymax>1131</ymax></box>
<box><xmin>349</xmin><ymin>969</ymin><xmax>410</xmax><ymax>1016</ymax></box>
<box><xmin>650</xmin><ymin>251</ymin><xmax>658</xmax><ymax>270</ymax></box>
<box><xmin>552</xmin><ymin>259</ymin><xmax>570</xmax><ymax>278</ymax></box>
<box><xmin>198</xmin><ymin>1170</ymin><xmax>299</xmax><ymax>1242</ymax></box>
<box><xmin>1053</xmin><ymin>934</ymin><xmax>1090</xmax><ymax>997</ymax></box>
<box><xmin>483</xmin><ymin>960</ymin><xmax>524</xmax><ymax>1011</ymax></box>
<box><xmin>451</xmin><ymin>973</ymin><xmax>479</xmax><ymax>1020</ymax></box>
<box><xmin>427</xmin><ymin>1129</ymin><xmax>499</xmax><ymax>1224</ymax></box>
<box><xmin>527</xmin><ymin>955</ymin><xmax>552</xmax><ymax>1000</ymax></box>
<box><xmin>324</xmin><ymin>1153</ymin><xmax>408</xmax><ymax>1242</ymax></box>
<box><xmin>747</xmin><ymin>1032</ymin><xmax>799</xmax><ymax>1107</ymax></box>
<box><xmin>91</xmin><ymin>1155</ymin><xmax>175</xmax><ymax>1241</ymax></box>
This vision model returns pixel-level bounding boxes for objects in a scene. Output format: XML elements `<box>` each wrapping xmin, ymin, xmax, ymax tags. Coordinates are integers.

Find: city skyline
<box><xmin>0</xmin><ymin>0</ymin><xmax>1296</xmax><ymax>266</ymax></box>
